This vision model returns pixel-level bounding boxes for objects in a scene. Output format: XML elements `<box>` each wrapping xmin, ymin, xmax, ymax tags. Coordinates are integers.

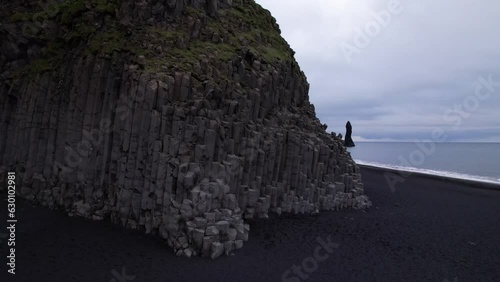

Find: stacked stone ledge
<box><xmin>0</xmin><ymin>1</ymin><xmax>371</xmax><ymax>259</ymax></box>
<box><xmin>0</xmin><ymin>52</ymin><xmax>371</xmax><ymax>258</ymax></box>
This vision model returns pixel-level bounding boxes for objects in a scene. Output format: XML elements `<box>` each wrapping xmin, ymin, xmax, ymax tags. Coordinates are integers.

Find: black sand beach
<box><xmin>2</xmin><ymin>167</ymin><xmax>500</xmax><ymax>282</ymax></box>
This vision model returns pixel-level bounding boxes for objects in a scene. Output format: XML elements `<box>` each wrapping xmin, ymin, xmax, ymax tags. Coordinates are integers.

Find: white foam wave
<box><xmin>355</xmin><ymin>160</ymin><xmax>500</xmax><ymax>185</ymax></box>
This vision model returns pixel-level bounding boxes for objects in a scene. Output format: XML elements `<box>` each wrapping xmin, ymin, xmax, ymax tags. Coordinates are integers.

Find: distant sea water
<box><xmin>347</xmin><ymin>142</ymin><xmax>500</xmax><ymax>184</ymax></box>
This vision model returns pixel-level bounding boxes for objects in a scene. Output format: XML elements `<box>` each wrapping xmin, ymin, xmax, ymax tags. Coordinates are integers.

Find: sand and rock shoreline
<box><xmin>1</xmin><ymin>166</ymin><xmax>499</xmax><ymax>282</ymax></box>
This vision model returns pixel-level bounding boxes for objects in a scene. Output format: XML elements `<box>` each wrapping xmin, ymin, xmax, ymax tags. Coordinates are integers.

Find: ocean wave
<box><xmin>354</xmin><ymin>160</ymin><xmax>500</xmax><ymax>185</ymax></box>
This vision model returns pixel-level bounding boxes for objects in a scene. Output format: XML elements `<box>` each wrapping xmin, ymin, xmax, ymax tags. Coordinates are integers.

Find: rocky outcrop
<box><xmin>344</xmin><ymin>121</ymin><xmax>355</xmax><ymax>147</ymax></box>
<box><xmin>0</xmin><ymin>0</ymin><xmax>370</xmax><ymax>258</ymax></box>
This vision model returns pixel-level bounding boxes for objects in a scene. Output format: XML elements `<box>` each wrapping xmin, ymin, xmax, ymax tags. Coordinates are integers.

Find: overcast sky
<box><xmin>256</xmin><ymin>0</ymin><xmax>500</xmax><ymax>142</ymax></box>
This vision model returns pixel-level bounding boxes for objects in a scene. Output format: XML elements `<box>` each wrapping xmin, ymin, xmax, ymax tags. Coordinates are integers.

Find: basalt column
<box><xmin>0</xmin><ymin>0</ymin><xmax>370</xmax><ymax>258</ymax></box>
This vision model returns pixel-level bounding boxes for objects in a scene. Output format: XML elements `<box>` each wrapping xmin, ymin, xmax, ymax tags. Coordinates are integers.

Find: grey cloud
<box><xmin>257</xmin><ymin>0</ymin><xmax>500</xmax><ymax>142</ymax></box>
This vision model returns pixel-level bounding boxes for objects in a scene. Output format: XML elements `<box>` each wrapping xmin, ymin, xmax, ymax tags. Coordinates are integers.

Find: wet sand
<box><xmin>1</xmin><ymin>167</ymin><xmax>500</xmax><ymax>282</ymax></box>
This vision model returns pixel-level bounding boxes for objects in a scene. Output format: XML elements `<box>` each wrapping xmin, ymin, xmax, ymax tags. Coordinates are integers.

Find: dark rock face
<box><xmin>344</xmin><ymin>121</ymin><xmax>355</xmax><ymax>147</ymax></box>
<box><xmin>0</xmin><ymin>0</ymin><xmax>370</xmax><ymax>258</ymax></box>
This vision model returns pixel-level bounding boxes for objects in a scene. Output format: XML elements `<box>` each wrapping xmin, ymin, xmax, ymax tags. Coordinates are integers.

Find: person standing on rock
<box><xmin>344</xmin><ymin>121</ymin><xmax>355</xmax><ymax>147</ymax></box>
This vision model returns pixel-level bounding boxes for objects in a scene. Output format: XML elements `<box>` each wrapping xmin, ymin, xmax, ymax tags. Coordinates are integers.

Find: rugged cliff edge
<box><xmin>0</xmin><ymin>0</ymin><xmax>371</xmax><ymax>258</ymax></box>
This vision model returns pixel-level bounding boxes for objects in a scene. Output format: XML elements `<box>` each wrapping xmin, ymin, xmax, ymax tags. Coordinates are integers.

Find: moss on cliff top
<box><xmin>7</xmin><ymin>0</ymin><xmax>296</xmax><ymax>77</ymax></box>
<box><xmin>212</xmin><ymin>1</ymin><xmax>293</xmax><ymax>62</ymax></box>
<box><xmin>132</xmin><ymin>0</ymin><xmax>295</xmax><ymax>73</ymax></box>
<box><xmin>5</xmin><ymin>0</ymin><xmax>118</xmax><ymax>76</ymax></box>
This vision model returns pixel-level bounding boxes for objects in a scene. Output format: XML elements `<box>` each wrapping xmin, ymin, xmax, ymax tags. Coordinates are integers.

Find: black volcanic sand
<box><xmin>1</xmin><ymin>167</ymin><xmax>500</xmax><ymax>282</ymax></box>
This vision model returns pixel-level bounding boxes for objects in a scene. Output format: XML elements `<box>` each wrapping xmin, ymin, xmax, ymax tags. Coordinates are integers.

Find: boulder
<box><xmin>210</xmin><ymin>242</ymin><xmax>224</xmax><ymax>259</ymax></box>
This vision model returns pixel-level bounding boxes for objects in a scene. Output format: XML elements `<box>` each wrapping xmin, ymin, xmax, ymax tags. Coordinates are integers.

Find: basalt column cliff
<box><xmin>0</xmin><ymin>0</ymin><xmax>371</xmax><ymax>258</ymax></box>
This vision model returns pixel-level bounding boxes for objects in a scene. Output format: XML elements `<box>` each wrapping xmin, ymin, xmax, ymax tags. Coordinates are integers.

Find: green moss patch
<box><xmin>8</xmin><ymin>0</ymin><xmax>297</xmax><ymax>78</ymax></box>
<box><xmin>87</xmin><ymin>29</ymin><xmax>128</xmax><ymax>55</ymax></box>
<box><xmin>59</xmin><ymin>0</ymin><xmax>87</xmax><ymax>25</ymax></box>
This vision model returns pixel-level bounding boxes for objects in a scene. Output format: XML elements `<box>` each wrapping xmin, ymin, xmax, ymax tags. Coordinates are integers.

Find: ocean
<box><xmin>347</xmin><ymin>142</ymin><xmax>500</xmax><ymax>184</ymax></box>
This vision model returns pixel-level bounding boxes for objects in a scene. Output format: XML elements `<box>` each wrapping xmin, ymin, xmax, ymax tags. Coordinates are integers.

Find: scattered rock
<box><xmin>138</xmin><ymin>55</ymin><xmax>146</xmax><ymax>65</ymax></box>
<box><xmin>210</xmin><ymin>242</ymin><xmax>224</xmax><ymax>259</ymax></box>
<box><xmin>205</xmin><ymin>226</ymin><xmax>219</xmax><ymax>236</ymax></box>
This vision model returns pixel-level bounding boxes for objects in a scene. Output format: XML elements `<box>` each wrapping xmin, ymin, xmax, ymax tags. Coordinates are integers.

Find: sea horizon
<box><xmin>354</xmin><ymin>141</ymin><xmax>500</xmax><ymax>144</ymax></box>
<box><xmin>348</xmin><ymin>142</ymin><xmax>500</xmax><ymax>184</ymax></box>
